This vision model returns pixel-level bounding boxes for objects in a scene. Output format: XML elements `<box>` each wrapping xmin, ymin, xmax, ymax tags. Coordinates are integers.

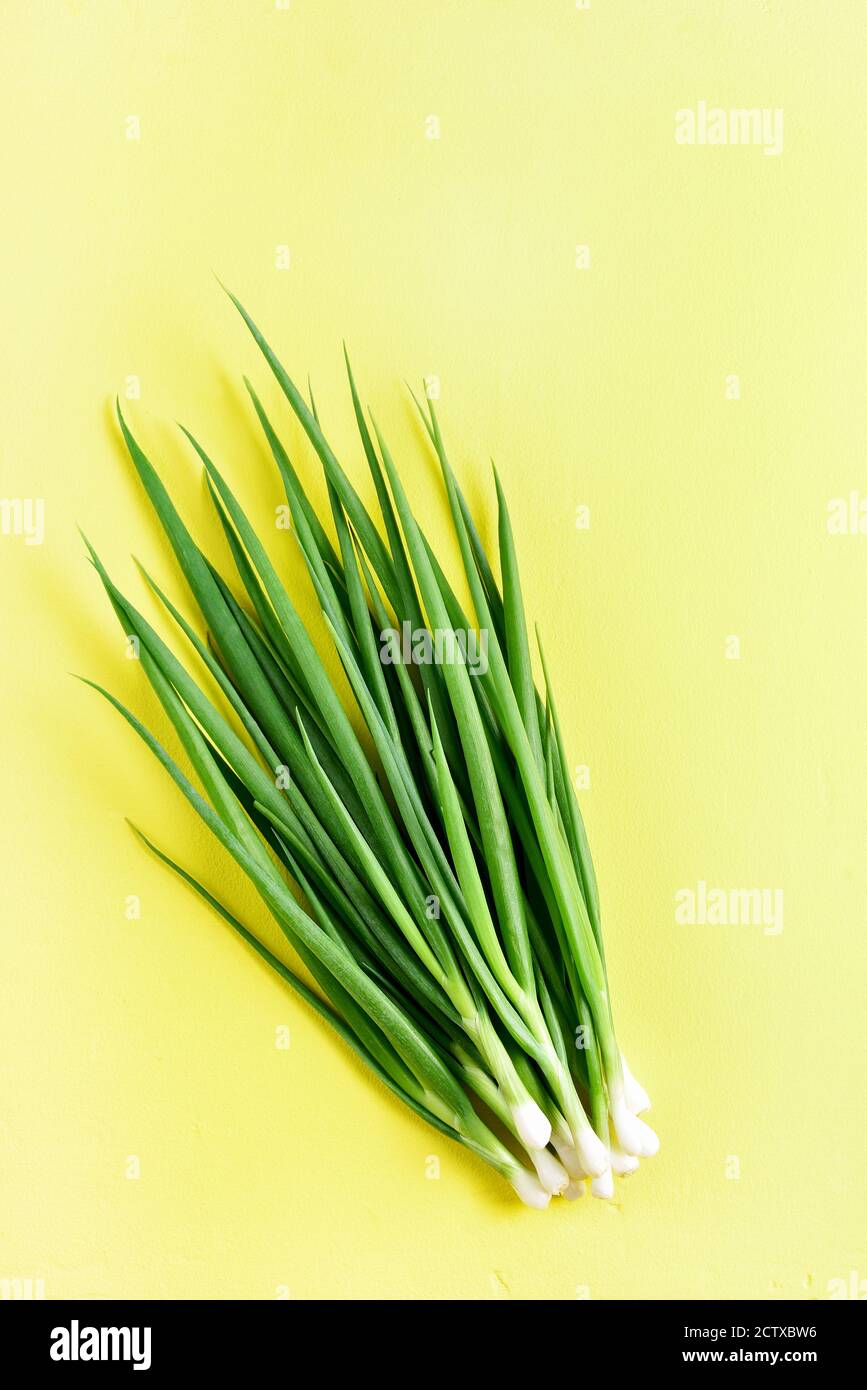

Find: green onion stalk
<box><xmin>79</xmin><ymin>287</ymin><xmax>658</xmax><ymax>1206</ymax></box>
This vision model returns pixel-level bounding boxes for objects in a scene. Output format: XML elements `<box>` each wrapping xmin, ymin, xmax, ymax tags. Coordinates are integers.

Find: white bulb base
<box><xmin>610</xmin><ymin>1145</ymin><xmax>640</xmax><ymax>1175</ymax></box>
<box><xmin>611</xmin><ymin>1100</ymin><xmax>660</xmax><ymax>1157</ymax></box>
<box><xmin>530</xmin><ymin>1147</ymin><xmax>570</xmax><ymax>1195</ymax></box>
<box><xmin>590</xmin><ymin>1167</ymin><xmax>614</xmax><ymax>1200</ymax></box>
<box><xmin>573</xmin><ymin>1126</ymin><xmax>610</xmax><ymax>1177</ymax></box>
<box><xmin>621</xmin><ymin>1054</ymin><xmax>651</xmax><ymax>1114</ymax></box>
<box><xmin>511</xmin><ymin>1169</ymin><xmax>552</xmax><ymax>1209</ymax></box>
<box><xmin>511</xmin><ymin>1100</ymin><xmax>552</xmax><ymax>1152</ymax></box>
<box><xmin>551</xmin><ymin>1139</ymin><xmax>585</xmax><ymax>1178</ymax></box>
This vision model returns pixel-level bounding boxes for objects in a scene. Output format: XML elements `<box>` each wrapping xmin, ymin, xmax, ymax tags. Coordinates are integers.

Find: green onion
<box><xmin>81</xmin><ymin>288</ymin><xmax>658</xmax><ymax>1206</ymax></box>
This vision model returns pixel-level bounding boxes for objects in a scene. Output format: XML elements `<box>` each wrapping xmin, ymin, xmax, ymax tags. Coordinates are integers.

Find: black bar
<box><xmin>1</xmin><ymin>1298</ymin><xmax>861</xmax><ymax>1373</ymax></box>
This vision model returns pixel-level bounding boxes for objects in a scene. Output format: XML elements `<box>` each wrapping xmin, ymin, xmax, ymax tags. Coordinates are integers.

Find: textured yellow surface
<box><xmin>1</xmin><ymin>1</ymin><xmax>865</xmax><ymax>1301</ymax></box>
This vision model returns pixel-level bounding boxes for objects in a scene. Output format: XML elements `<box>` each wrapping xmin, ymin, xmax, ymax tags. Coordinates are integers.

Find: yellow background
<box><xmin>1</xmin><ymin>1</ymin><xmax>864</xmax><ymax>1300</ymax></box>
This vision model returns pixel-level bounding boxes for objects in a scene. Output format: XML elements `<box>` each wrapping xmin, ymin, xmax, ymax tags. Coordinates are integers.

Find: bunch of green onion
<box><xmin>82</xmin><ymin>290</ymin><xmax>658</xmax><ymax>1206</ymax></box>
